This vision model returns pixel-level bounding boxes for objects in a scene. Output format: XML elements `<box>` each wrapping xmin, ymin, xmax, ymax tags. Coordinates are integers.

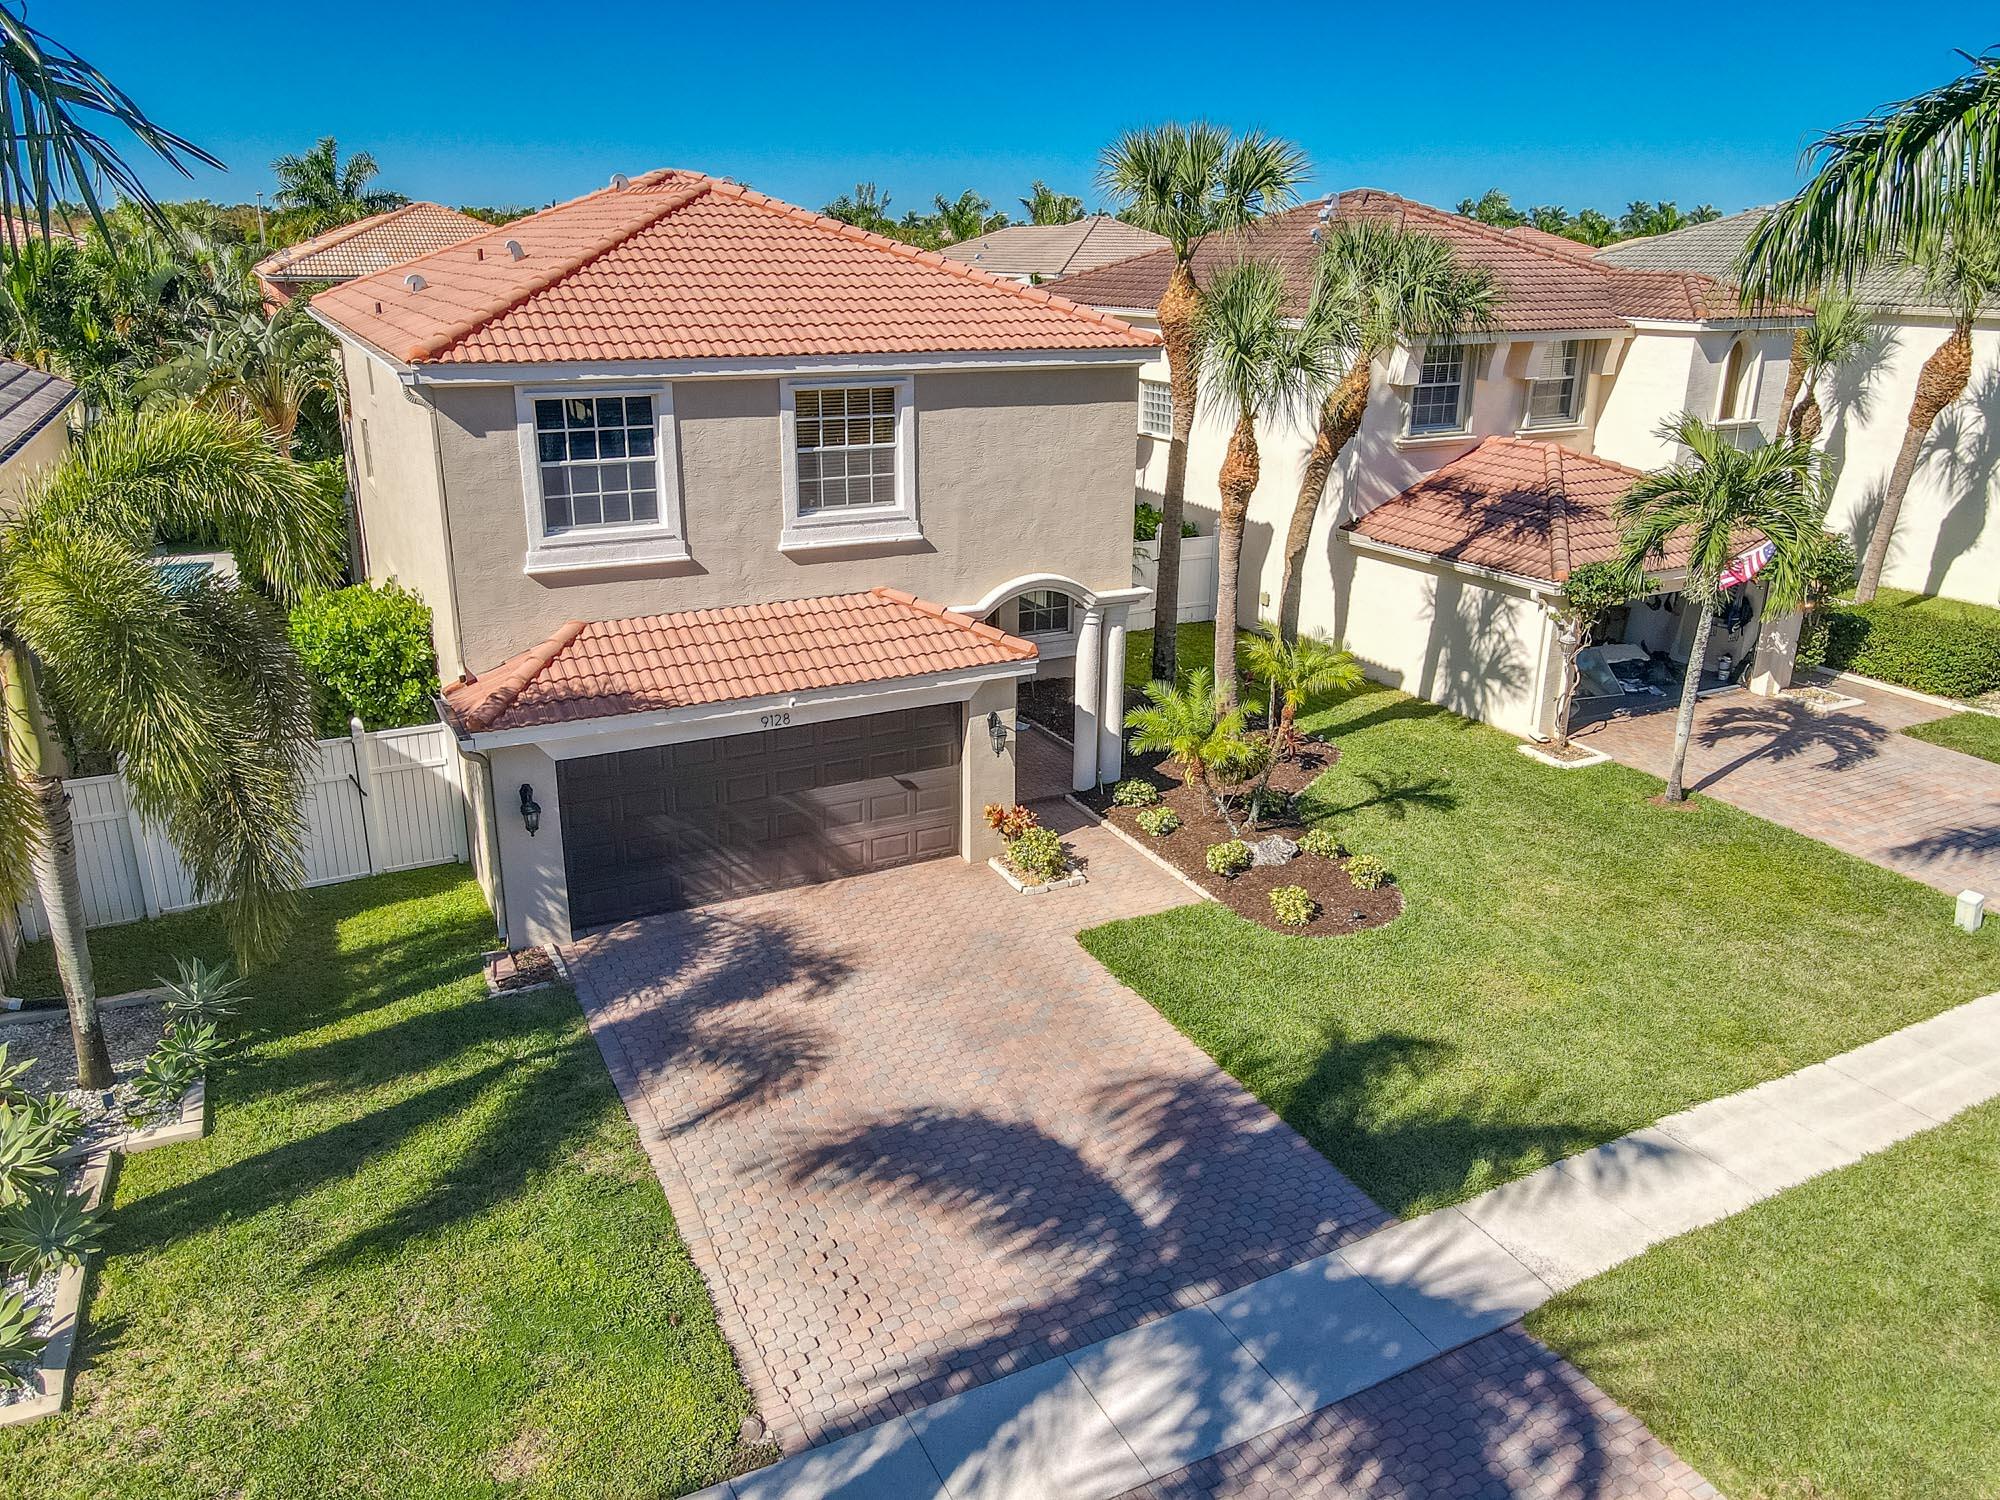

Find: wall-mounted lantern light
<box><xmin>518</xmin><ymin>783</ymin><xmax>542</xmax><ymax>836</ymax></box>
<box><xmin>987</xmin><ymin>711</ymin><xmax>1012</xmax><ymax>757</ymax></box>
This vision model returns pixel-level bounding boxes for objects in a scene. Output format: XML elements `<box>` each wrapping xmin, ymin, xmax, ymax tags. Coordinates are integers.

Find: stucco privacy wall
<box><xmin>0</xmin><ymin>417</ymin><xmax>70</xmax><ymax>514</ymax></box>
<box><xmin>1820</xmin><ymin>318</ymin><xmax>1999</xmax><ymax>605</ymax></box>
<box><xmin>345</xmin><ymin>344</ymin><xmax>463</xmax><ymax>669</ymax></box>
<box><xmin>428</xmin><ymin>365</ymin><xmax>1139</xmax><ymax>673</ymax></box>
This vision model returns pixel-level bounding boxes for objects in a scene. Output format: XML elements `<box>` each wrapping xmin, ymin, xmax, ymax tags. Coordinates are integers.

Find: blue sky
<box><xmin>42</xmin><ymin>3</ymin><xmax>1999</xmax><ymax>221</ymax></box>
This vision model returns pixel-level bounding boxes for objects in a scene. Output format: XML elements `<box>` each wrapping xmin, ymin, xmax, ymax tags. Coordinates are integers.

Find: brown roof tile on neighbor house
<box><xmin>312</xmin><ymin>171</ymin><xmax>1157</xmax><ymax>365</ymax></box>
<box><xmin>442</xmin><ymin>588</ymin><xmax>1037</xmax><ymax>734</ymax></box>
<box><xmin>936</xmin><ymin>217</ymin><xmax>1169</xmax><ymax>281</ymax></box>
<box><xmin>1346</xmin><ymin>435</ymin><xmax>1669</xmax><ymax>584</ymax></box>
<box><xmin>1046</xmin><ymin>190</ymin><xmax>1801</xmax><ymax>330</ymax></box>
<box><xmin>254</xmin><ymin>202</ymin><xmax>491</xmax><ymax>285</ymax></box>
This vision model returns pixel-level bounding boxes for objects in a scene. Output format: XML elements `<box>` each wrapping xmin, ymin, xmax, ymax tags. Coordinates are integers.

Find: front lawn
<box><xmin>1902</xmin><ymin>709</ymin><xmax>2000</xmax><ymax>766</ymax></box>
<box><xmin>1529</xmin><ymin>1097</ymin><xmax>2000</xmax><ymax>1500</ymax></box>
<box><xmin>1083</xmin><ymin>642</ymin><xmax>2000</xmax><ymax>1217</ymax></box>
<box><xmin>0</xmin><ymin>868</ymin><xmax>751</xmax><ymax>1498</ymax></box>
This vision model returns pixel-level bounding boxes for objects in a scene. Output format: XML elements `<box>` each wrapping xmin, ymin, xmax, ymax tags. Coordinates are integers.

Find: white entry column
<box><xmin>1098</xmin><ymin>603</ymin><xmax>1128</xmax><ymax>787</ymax></box>
<box><xmin>1071</xmin><ymin>603</ymin><xmax>1105</xmax><ymax>792</ymax></box>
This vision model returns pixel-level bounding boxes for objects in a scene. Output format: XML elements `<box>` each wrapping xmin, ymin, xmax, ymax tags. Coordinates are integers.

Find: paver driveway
<box><xmin>565</xmin><ymin>799</ymin><xmax>1387</xmax><ymax>1452</ymax></box>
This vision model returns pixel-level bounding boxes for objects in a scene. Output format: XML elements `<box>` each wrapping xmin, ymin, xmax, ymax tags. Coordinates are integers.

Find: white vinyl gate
<box><xmin>13</xmin><ymin>720</ymin><xmax>468</xmax><ymax>941</ymax></box>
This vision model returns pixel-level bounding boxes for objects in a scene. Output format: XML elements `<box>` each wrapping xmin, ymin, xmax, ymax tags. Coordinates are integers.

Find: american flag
<box><xmin>1719</xmin><ymin>540</ymin><xmax>1776</xmax><ymax>589</ymax></box>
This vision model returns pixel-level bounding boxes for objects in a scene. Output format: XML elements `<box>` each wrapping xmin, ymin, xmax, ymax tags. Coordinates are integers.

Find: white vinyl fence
<box><xmin>13</xmin><ymin>720</ymin><xmax>468</xmax><ymax>942</ymax></box>
<box><xmin>1131</xmin><ymin>534</ymin><xmax>1219</xmax><ymax>629</ymax></box>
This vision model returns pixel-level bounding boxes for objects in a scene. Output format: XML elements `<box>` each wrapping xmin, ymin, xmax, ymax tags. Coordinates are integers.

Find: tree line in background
<box><xmin>1454</xmin><ymin>188</ymin><xmax>1723</xmax><ymax>245</ymax></box>
<box><xmin>820</xmin><ymin>178</ymin><xmax>1090</xmax><ymax>248</ymax></box>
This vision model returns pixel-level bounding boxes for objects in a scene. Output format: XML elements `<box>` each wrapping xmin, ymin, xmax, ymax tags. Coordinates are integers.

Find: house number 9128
<box><xmin>760</xmin><ymin>712</ymin><xmax>792</xmax><ymax>729</ymax></box>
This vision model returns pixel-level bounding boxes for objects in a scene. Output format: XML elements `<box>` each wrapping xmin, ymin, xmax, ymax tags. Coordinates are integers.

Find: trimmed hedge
<box><xmin>289</xmin><ymin>581</ymin><xmax>442</xmax><ymax>737</ymax></box>
<box><xmin>1819</xmin><ymin>589</ymin><xmax>2000</xmax><ymax>701</ymax></box>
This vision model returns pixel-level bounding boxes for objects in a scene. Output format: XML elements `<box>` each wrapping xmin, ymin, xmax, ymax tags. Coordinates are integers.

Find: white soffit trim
<box><xmin>398</xmin><ymin>346</ymin><xmax>1154</xmax><ymax>386</ymax></box>
<box><xmin>1345</xmin><ymin>531</ymin><xmax>1557</xmax><ymax>592</ymax></box>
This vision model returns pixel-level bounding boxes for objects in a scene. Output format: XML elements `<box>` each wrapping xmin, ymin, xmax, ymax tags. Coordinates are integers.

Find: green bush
<box><xmin>1297</xmin><ymin>827</ymin><xmax>1344</xmax><ymax>860</ymax></box>
<box><xmin>1111</xmin><ymin>778</ymin><xmax>1161</xmax><ymax>808</ymax></box>
<box><xmin>1135</xmin><ymin>805</ymin><xmax>1179</xmax><ymax>838</ymax></box>
<box><xmin>1133</xmin><ymin>503</ymin><xmax>1199</xmax><ymax>542</ymax></box>
<box><xmin>1345</xmin><ymin>853</ymin><xmax>1390</xmax><ymax>890</ymax></box>
<box><xmin>1268</xmin><ymin>885</ymin><xmax>1318</xmax><ymax>927</ymax></box>
<box><xmin>1205</xmin><ymin>840</ymin><xmax>1251</xmax><ymax>878</ymax></box>
<box><xmin>1820</xmin><ymin>589</ymin><xmax>2000</xmax><ymax>700</ymax></box>
<box><xmin>1007</xmin><ymin>826</ymin><xmax>1068</xmax><ymax>883</ymax></box>
<box><xmin>289</xmin><ymin>582</ymin><xmax>442</xmax><ymax>738</ymax></box>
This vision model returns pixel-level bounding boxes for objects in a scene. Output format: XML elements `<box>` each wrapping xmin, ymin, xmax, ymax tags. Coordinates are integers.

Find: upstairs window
<box><xmin>1717</xmin><ymin>339</ymin><xmax>1757</xmax><ymax>422</ymax></box>
<box><xmin>795</xmin><ymin>385</ymin><xmax>898</xmax><ymax>513</ymax></box>
<box><xmin>1139</xmin><ymin>381</ymin><xmax>1173</xmax><ymax>438</ymax></box>
<box><xmin>535</xmin><ymin>395</ymin><xmax>658</xmax><ymax>531</ymax></box>
<box><xmin>1017</xmin><ymin>590</ymin><xmax>1072</xmax><ymax>636</ymax></box>
<box><xmin>1524</xmin><ymin>340</ymin><xmax>1583</xmax><ymax>428</ymax></box>
<box><xmin>1409</xmin><ymin>342</ymin><xmax>1470</xmax><ymax>434</ymax></box>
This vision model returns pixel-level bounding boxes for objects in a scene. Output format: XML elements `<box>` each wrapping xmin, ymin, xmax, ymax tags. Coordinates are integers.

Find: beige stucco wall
<box><xmin>343</xmin><ymin>343</ymin><xmax>463</xmax><ymax>669</ymax></box>
<box><xmin>427</xmin><ymin>365</ymin><xmax>1139</xmax><ymax>672</ymax></box>
<box><xmin>0</xmin><ymin>415</ymin><xmax>70</xmax><ymax>514</ymax></box>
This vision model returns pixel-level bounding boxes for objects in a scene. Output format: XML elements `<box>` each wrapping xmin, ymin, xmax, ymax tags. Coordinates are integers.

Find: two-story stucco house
<box><xmin>308</xmin><ymin>170</ymin><xmax>1157</xmax><ymax>948</ymax></box>
<box><xmin>1050</xmin><ymin>192</ymin><xmax>1807</xmax><ymax>741</ymax></box>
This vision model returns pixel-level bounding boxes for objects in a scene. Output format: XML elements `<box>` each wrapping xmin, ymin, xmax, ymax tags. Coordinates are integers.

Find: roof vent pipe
<box><xmin>610</xmin><ymin>172</ymin><xmax>630</xmax><ymax>191</ymax></box>
<box><xmin>403</xmin><ymin>273</ymin><xmax>426</xmax><ymax>291</ymax></box>
<box><xmin>504</xmin><ymin>239</ymin><xmax>525</xmax><ymax>261</ymax></box>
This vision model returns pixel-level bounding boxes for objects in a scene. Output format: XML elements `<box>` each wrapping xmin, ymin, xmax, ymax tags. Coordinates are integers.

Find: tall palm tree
<box><xmin>1277</xmin><ymin>220</ymin><xmax>1496</xmax><ymax>639</ymax></box>
<box><xmin>270</xmin><ymin>137</ymin><xmax>404</xmax><ymax>241</ymax></box>
<box><xmin>1616</xmin><ymin>417</ymin><xmax>1826</xmax><ymax>802</ymax></box>
<box><xmin>0</xmin><ymin>408</ymin><xmax>344</xmax><ymax>1086</ymax></box>
<box><xmin>143</xmin><ymin>304</ymin><xmax>339</xmax><ymax>449</ymax></box>
<box><xmin>932</xmin><ymin>191</ymin><xmax>1006</xmax><ymax>244</ymax></box>
<box><xmin>0</xmin><ymin>6</ymin><xmax>220</xmax><ymax>243</ymax></box>
<box><xmin>1100</xmin><ymin>123</ymin><xmax>1309</xmax><ymax>684</ymax></box>
<box><xmin>1739</xmin><ymin>50</ymin><xmax>2000</xmax><ymax>302</ymax></box>
<box><xmin>1241</xmin><ymin>620</ymin><xmax>1363</xmax><ymax>756</ymax></box>
<box><xmin>1853</xmin><ymin>218</ymin><xmax>2000</xmax><ymax>599</ymax></box>
<box><xmin>1192</xmin><ymin>258</ymin><xmax>1347</xmax><ymax>705</ymax></box>
<box><xmin>1774</xmin><ymin>289</ymin><xmax>1875</xmax><ymax>443</ymax></box>
<box><xmin>1020</xmin><ymin>181</ymin><xmax>1083</xmax><ymax>225</ymax></box>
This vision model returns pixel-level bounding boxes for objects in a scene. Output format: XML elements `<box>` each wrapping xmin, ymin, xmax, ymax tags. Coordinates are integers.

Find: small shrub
<box><xmin>1205</xmin><ymin>840</ymin><xmax>1252</xmax><ymax>878</ymax></box>
<box><xmin>1135</xmin><ymin>805</ymin><xmax>1179</xmax><ymax>838</ymax></box>
<box><xmin>1268</xmin><ymin>885</ymin><xmax>1318</xmax><ymax>927</ymax></box>
<box><xmin>1345</xmin><ymin>853</ymin><xmax>1390</xmax><ymax>890</ymax></box>
<box><xmin>158</xmin><ymin>957</ymin><xmax>247</xmax><ymax>1022</ymax></box>
<box><xmin>1007</xmin><ymin>826</ymin><xmax>1068</xmax><ymax>883</ymax></box>
<box><xmin>289</xmin><ymin>581</ymin><xmax>442</xmax><ymax>738</ymax></box>
<box><xmin>1297</xmin><ymin>827</ymin><xmax>1344</xmax><ymax>860</ymax></box>
<box><xmin>1820</xmin><ymin>589</ymin><xmax>2000</xmax><ymax>700</ymax></box>
<box><xmin>983</xmin><ymin>802</ymin><xmax>1039</xmax><ymax>841</ymax></box>
<box><xmin>130</xmin><ymin>1051</ymin><xmax>201</xmax><ymax>1120</ymax></box>
<box><xmin>1133</xmin><ymin>503</ymin><xmax>1200</xmax><ymax>542</ymax></box>
<box><xmin>0</xmin><ymin>1184</ymin><xmax>102</xmax><ymax>1281</ymax></box>
<box><xmin>0</xmin><ymin>1286</ymin><xmax>46</xmax><ymax>1379</ymax></box>
<box><xmin>1111</xmin><ymin>778</ymin><xmax>1160</xmax><ymax>808</ymax></box>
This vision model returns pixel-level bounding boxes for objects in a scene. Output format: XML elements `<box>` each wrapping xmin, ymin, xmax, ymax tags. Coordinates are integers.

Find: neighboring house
<box><xmin>254</xmin><ymin>202</ymin><xmax>490</xmax><ymax>305</ymax></box>
<box><xmin>0</xmin><ymin>361</ymin><xmax>76</xmax><ymax>513</ymax></box>
<box><xmin>1048</xmin><ymin>190</ymin><xmax>1805</xmax><ymax>740</ymax></box>
<box><xmin>937</xmin><ymin>217</ymin><xmax>1168</xmax><ymax>283</ymax></box>
<box><xmin>1600</xmin><ymin>211</ymin><xmax>1999</xmax><ymax>606</ymax></box>
<box><xmin>308</xmin><ymin>169</ymin><xmax>1155</xmax><ymax>947</ymax></box>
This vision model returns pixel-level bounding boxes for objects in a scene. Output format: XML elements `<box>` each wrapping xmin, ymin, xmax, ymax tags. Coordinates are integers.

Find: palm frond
<box><xmin>1098</xmin><ymin>122</ymin><xmax>1307</xmax><ymax>260</ymax></box>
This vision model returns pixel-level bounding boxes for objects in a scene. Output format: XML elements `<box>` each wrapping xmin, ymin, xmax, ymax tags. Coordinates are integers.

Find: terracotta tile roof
<box><xmin>254</xmin><ymin>202</ymin><xmax>491</xmax><ymax>284</ymax></box>
<box><xmin>312</xmin><ymin>171</ymin><xmax>1156</xmax><ymax>365</ymax></box>
<box><xmin>1046</xmin><ymin>190</ymin><xmax>1802</xmax><ymax>331</ymax></box>
<box><xmin>442</xmin><ymin>587</ymin><xmax>1037</xmax><ymax>734</ymax></box>
<box><xmin>936</xmin><ymin>217</ymin><xmax>1169</xmax><ymax>280</ymax></box>
<box><xmin>1501</xmin><ymin>224</ymin><xmax>1601</xmax><ymax>260</ymax></box>
<box><xmin>1345</xmin><ymin>435</ymin><xmax>1668</xmax><ymax>584</ymax></box>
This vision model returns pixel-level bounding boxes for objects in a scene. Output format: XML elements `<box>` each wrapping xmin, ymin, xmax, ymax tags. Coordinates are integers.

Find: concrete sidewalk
<box><xmin>701</xmin><ymin>988</ymin><xmax>2000</xmax><ymax>1499</ymax></box>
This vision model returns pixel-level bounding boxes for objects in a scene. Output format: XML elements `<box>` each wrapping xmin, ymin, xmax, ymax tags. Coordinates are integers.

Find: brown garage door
<box><xmin>557</xmin><ymin>703</ymin><xmax>961</xmax><ymax>930</ymax></box>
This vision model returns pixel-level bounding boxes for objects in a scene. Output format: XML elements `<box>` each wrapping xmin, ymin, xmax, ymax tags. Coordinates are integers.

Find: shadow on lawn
<box><xmin>1306</xmin><ymin>768</ymin><xmax>1459</xmax><ymax>824</ymax></box>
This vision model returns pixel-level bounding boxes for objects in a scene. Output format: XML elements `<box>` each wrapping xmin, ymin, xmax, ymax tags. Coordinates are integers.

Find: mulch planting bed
<box><xmin>1085</xmin><ymin>737</ymin><xmax>1403</xmax><ymax>936</ymax></box>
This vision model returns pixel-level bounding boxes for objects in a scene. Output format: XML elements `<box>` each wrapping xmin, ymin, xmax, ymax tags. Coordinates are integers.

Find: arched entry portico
<box><xmin>953</xmin><ymin>574</ymin><xmax>1152</xmax><ymax>792</ymax></box>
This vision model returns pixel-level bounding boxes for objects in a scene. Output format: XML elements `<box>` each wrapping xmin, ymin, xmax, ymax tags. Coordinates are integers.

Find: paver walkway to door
<box><xmin>1579</xmin><ymin>680</ymin><xmax>1999</xmax><ymax>907</ymax></box>
<box><xmin>709</xmin><ymin>988</ymin><xmax>2000</xmax><ymax>1499</ymax></box>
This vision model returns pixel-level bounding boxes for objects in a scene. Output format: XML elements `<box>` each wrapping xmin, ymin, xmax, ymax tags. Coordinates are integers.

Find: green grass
<box><xmin>1082</xmin><ymin>637</ymin><xmax>2000</xmax><ymax>1217</ymax></box>
<box><xmin>0</xmin><ymin>868</ymin><xmax>751</xmax><ymax>1498</ymax></box>
<box><xmin>1529</xmin><ymin>1097</ymin><xmax>2000</xmax><ymax>1500</ymax></box>
<box><xmin>1902</xmin><ymin>710</ymin><xmax>2000</xmax><ymax>766</ymax></box>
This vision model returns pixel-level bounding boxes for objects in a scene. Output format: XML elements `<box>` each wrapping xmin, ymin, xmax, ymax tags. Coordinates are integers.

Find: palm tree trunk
<box><xmin>1213</xmin><ymin>412</ymin><xmax>1260</xmax><ymax>711</ymax></box>
<box><xmin>1663</xmin><ymin>602</ymin><xmax>1716</xmax><ymax>803</ymax></box>
<box><xmin>1150</xmin><ymin>261</ymin><xmax>1202</xmax><ymax>684</ymax></box>
<box><xmin>1856</xmin><ymin>323</ymin><xmax>1972</xmax><ymax>601</ymax></box>
<box><xmin>1776</xmin><ymin>329</ymin><xmax>1809</xmax><ymax>437</ymax></box>
<box><xmin>1791</xmin><ymin>388</ymin><xmax>1823</xmax><ymax>444</ymax></box>
<box><xmin>1278</xmin><ymin>359</ymin><xmax>1371</xmax><ymax>641</ymax></box>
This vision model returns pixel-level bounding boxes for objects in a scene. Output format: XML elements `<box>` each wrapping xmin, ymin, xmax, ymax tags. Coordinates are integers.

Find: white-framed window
<box><xmin>1408</xmin><ymin>342</ymin><xmax>1471</xmax><ymax>434</ymax></box>
<box><xmin>1139</xmin><ymin>381</ymin><xmax>1173</xmax><ymax>438</ymax></box>
<box><xmin>1716</xmin><ymin>338</ymin><xmax>1758</xmax><ymax>422</ymax></box>
<box><xmin>514</xmin><ymin>385</ymin><xmax>686</xmax><ymax>574</ymax></box>
<box><xmin>1523</xmin><ymin>340</ymin><xmax>1583</xmax><ymax>428</ymax></box>
<box><xmin>1017</xmin><ymin>590</ymin><xmax>1072</xmax><ymax>636</ymax></box>
<box><xmin>779</xmin><ymin>377</ymin><xmax>918</xmax><ymax>549</ymax></box>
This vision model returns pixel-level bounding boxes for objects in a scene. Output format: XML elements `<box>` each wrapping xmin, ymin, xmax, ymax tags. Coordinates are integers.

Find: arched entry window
<box><xmin>1017</xmin><ymin>589</ymin><xmax>1072</xmax><ymax>636</ymax></box>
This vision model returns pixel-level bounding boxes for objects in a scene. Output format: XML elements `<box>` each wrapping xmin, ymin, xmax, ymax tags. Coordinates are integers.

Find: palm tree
<box><xmin>932</xmin><ymin>191</ymin><xmax>1006</xmax><ymax>245</ymax></box>
<box><xmin>143</xmin><ymin>304</ymin><xmax>339</xmax><ymax>450</ymax></box>
<box><xmin>1099</xmin><ymin>123</ymin><xmax>1308</xmax><ymax>684</ymax></box>
<box><xmin>0</xmin><ymin>408</ymin><xmax>344</xmax><ymax>1086</ymax></box>
<box><xmin>1193</xmin><ymin>258</ymin><xmax>1347</xmax><ymax>705</ymax></box>
<box><xmin>1241</xmin><ymin>620</ymin><xmax>1362</xmax><ymax>756</ymax></box>
<box><xmin>0</xmin><ymin>6</ymin><xmax>219</xmax><ymax>243</ymax></box>
<box><xmin>1020</xmin><ymin>181</ymin><xmax>1083</xmax><ymax>225</ymax></box>
<box><xmin>1616</xmin><ymin>417</ymin><xmax>1826</xmax><ymax>802</ymax></box>
<box><xmin>1124</xmin><ymin>667</ymin><xmax>1261</xmax><ymax>832</ymax></box>
<box><xmin>1569</xmin><ymin>209</ymin><xmax>1617</xmax><ymax>247</ymax></box>
<box><xmin>1852</xmin><ymin>217</ymin><xmax>2000</xmax><ymax>599</ymax></box>
<box><xmin>823</xmin><ymin>183</ymin><xmax>896</xmax><ymax>236</ymax></box>
<box><xmin>270</xmin><ymin>138</ymin><xmax>404</xmax><ymax>240</ymax></box>
<box><xmin>1738</xmin><ymin>50</ymin><xmax>2000</xmax><ymax>302</ymax></box>
<box><xmin>1457</xmin><ymin>189</ymin><xmax>1527</xmax><ymax>227</ymax></box>
<box><xmin>1618</xmin><ymin>201</ymin><xmax>1721</xmax><ymax>239</ymax></box>
<box><xmin>1777</xmin><ymin>290</ymin><xmax>1874</xmax><ymax>443</ymax></box>
<box><xmin>1277</xmin><ymin>220</ymin><xmax>1496</xmax><ymax>639</ymax></box>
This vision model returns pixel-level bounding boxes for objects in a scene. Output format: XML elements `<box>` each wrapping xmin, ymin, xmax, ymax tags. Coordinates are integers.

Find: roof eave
<box><xmin>1343</xmin><ymin>529</ymin><xmax>1560</xmax><ymax>592</ymax></box>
